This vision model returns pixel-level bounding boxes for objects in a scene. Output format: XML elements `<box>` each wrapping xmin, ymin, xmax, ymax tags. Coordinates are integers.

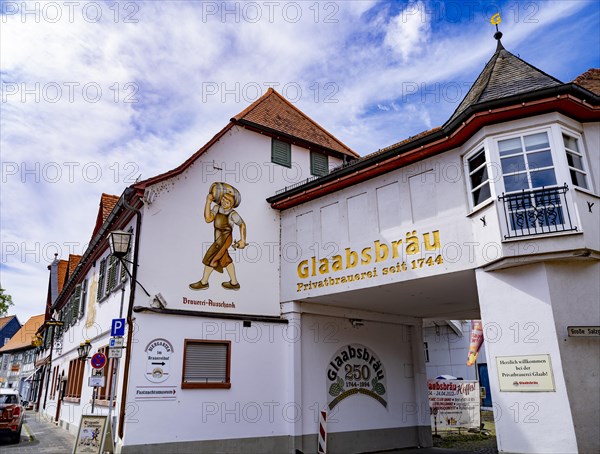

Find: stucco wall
<box><xmin>546</xmin><ymin>260</ymin><xmax>600</xmax><ymax>453</ymax></box>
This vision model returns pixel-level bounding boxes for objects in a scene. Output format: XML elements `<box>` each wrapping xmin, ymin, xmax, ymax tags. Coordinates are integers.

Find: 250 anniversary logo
<box><xmin>327</xmin><ymin>344</ymin><xmax>388</xmax><ymax>410</ymax></box>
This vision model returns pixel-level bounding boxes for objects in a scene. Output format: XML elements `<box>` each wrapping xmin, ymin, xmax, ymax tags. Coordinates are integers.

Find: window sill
<box><xmin>181</xmin><ymin>383</ymin><xmax>231</xmax><ymax>389</ymax></box>
<box><xmin>63</xmin><ymin>397</ymin><xmax>81</xmax><ymax>404</ymax></box>
<box><xmin>90</xmin><ymin>399</ymin><xmax>116</xmax><ymax>407</ymax></box>
<box><xmin>500</xmin><ymin>229</ymin><xmax>583</xmax><ymax>243</ymax></box>
<box><xmin>466</xmin><ymin>198</ymin><xmax>495</xmax><ymax>217</ymax></box>
<box><xmin>573</xmin><ymin>187</ymin><xmax>600</xmax><ymax>199</ymax></box>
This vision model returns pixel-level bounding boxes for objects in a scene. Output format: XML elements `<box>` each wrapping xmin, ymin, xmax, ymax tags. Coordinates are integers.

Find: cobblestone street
<box><xmin>0</xmin><ymin>410</ymin><xmax>74</xmax><ymax>453</ymax></box>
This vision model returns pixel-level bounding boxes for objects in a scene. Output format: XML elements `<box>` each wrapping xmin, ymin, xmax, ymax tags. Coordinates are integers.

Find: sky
<box><xmin>1</xmin><ymin>0</ymin><xmax>599</xmax><ymax>324</ymax></box>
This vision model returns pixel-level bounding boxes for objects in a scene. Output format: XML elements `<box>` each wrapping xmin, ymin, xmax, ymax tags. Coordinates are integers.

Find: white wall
<box><xmin>136</xmin><ymin>126</ymin><xmax>342</xmax><ymax>317</ymax></box>
<box><xmin>122</xmin><ymin>312</ymin><xmax>290</xmax><ymax>447</ymax></box>
<box><xmin>476</xmin><ymin>264</ymin><xmax>578</xmax><ymax>454</ymax></box>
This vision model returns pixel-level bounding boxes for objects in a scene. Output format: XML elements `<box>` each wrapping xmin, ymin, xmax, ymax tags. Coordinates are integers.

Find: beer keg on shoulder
<box><xmin>209</xmin><ymin>182</ymin><xmax>242</xmax><ymax>208</ymax></box>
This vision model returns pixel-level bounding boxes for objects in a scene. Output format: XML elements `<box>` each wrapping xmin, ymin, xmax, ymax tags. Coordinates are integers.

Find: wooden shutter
<box><xmin>97</xmin><ymin>258</ymin><xmax>106</xmax><ymax>300</ymax></box>
<box><xmin>271</xmin><ymin>139</ymin><xmax>291</xmax><ymax>168</ymax></box>
<box><xmin>182</xmin><ymin>341</ymin><xmax>230</xmax><ymax>389</ymax></box>
<box><xmin>79</xmin><ymin>279</ymin><xmax>87</xmax><ymax>317</ymax></box>
<box><xmin>106</xmin><ymin>256</ymin><xmax>118</xmax><ymax>294</ymax></box>
<box><xmin>71</xmin><ymin>285</ymin><xmax>81</xmax><ymax>322</ymax></box>
<box><xmin>310</xmin><ymin>151</ymin><xmax>329</xmax><ymax>177</ymax></box>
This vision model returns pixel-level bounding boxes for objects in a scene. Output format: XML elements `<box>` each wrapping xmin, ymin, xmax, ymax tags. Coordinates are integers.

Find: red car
<box><xmin>0</xmin><ymin>389</ymin><xmax>24</xmax><ymax>443</ymax></box>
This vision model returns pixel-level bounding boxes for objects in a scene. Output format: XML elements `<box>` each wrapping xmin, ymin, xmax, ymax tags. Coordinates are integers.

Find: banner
<box><xmin>428</xmin><ymin>379</ymin><xmax>480</xmax><ymax>431</ymax></box>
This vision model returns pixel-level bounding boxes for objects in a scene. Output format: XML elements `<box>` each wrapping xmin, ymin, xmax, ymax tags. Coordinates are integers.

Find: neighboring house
<box><xmin>0</xmin><ymin>315</ymin><xmax>22</xmax><ymax>387</ymax></box>
<box><xmin>0</xmin><ymin>315</ymin><xmax>45</xmax><ymax>402</ymax></box>
<box><xmin>34</xmin><ymin>33</ymin><xmax>599</xmax><ymax>454</ymax></box>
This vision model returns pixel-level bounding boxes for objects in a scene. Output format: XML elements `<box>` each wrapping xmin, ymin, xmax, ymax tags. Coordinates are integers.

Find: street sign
<box><xmin>89</xmin><ymin>376</ymin><xmax>105</xmax><ymax>387</ymax></box>
<box><xmin>110</xmin><ymin>337</ymin><xmax>124</xmax><ymax>348</ymax></box>
<box><xmin>91</xmin><ymin>352</ymin><xmax>107</xmax><ymax>369</ymax></box>
<box><xmin>108</xmin><ymin>348</ymin><xmax>122</xmax><ymax>358</ymax></box>
<box><xmin>111</xmin><ymin>318</ymin><xmax>126</xmax><ymax>337</ymax></box>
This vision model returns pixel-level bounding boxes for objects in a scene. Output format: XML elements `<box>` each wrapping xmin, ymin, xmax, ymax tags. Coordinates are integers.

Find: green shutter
<box><xmin>79</xmin><ymin>280</ymin><xmax>87</xmax><ymax>317</ymax></box>
<box><xmin>97</xmin><ymin>258</ymin><xmax>106</xmax><ymax>300</ymax></box>
<box><xmin>72</xmin><ymin>285</ymin><xmax>81</xmax><ymax>322</ymax></box>
<box><xmin>310</xmin><ymin>151</ymin><xmax>329</xmax><ymax>177</ymax></box>
<box><xmin>106</xmin><ymin>256</ymin><xmax>118</xmax><ymax>294</ymax></box>
<box><xmin>120</xmin><ymin>249</ymin><xmax>131</xmax><ymax>282</ymax></box>
<box><xmin>271</xmin><ymin>139</ymin><xmax>291</xmax><ymax>168</ymax></box>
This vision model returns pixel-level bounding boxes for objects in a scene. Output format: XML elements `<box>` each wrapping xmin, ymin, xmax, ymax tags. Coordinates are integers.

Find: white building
<box><xmin>35</xmin><ymin>34</ymin><xmax>599</xmax><ymax>454</ymax></box>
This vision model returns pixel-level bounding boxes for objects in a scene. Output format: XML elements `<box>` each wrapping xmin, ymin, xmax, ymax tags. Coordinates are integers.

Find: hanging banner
<box><xmin>326</xmin><ymin>344</ymin><xmax>387</xmax><ymax>410</ymax></box>
<box><xmin>428</xmin><ymin>379</ymin><xmax>480</xmax><ymax>431</ymax></box>
<box><xmin>467</xmin><ymin>320</ymin><xmax>484</xmax><ymax>366</ymax></box>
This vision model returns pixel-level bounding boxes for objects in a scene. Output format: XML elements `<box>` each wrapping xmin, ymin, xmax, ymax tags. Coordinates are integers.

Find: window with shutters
<box><xmin>65</xmin><ymin>358</ymin><xmax>85</xmax><ymax>401</ymax></box>
<box><xmin>79</xmin><ymin>279</ymin><xmax>88</xmax><ymax>318</ymax></box>
<box><xmin>182</xmin><ymin>340</ymin><xmax>231</xmax><ymax>389</ymax></box>
<box><xmin>97</xmin><ymin>258</ymin><xmax>107</xmax><ymax>300</ymax></box>
<box><xmin>310</xmin><ymin>151</ymin><xmax>329</xmax><ymax>177</ymax></box>
<box><xmin>271</xmin><ymin>138</ymin><xmax>291</xmax><ymax>168</ymax></box>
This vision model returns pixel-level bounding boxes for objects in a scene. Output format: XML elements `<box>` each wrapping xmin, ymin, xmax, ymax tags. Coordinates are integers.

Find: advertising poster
<box><xmin>428</xmin><ymin>379</ymin><xmax>480</xmax><ymax>431</ymax></box>
<box><xmin>73</xmin><ymin>415</ymin><xmax>107</xmax><ymax>454</ymax></box>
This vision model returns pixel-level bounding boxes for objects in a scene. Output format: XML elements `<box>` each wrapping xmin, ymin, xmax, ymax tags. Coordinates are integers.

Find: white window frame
<box><xmin>494</xmin><ymin>127</ymin><xmax>559</xmax><ymax>195</ymax></box>
<box><xmin>464</xmin><ymin>144</ymin><xmax>493</xmax><ymax>211</ymax></box>
<box><xmin>559</xmin><ymin>127</ymin><xmax>592</xmax><ymax>192</ymax></box>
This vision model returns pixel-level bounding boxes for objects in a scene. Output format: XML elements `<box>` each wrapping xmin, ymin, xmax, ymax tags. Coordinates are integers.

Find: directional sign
<box><xmin>91</xmin><ymin>352</ymin><xmax>107</xmax><ymax>369</ymax></box>
<box><xmin>111</xmin><ymin>318</ymin><xmax>126</xmax><ymax>337</ymax></box>
<box><xmin>145</xmin><ymin>339</ymin><xmax>173</xmax><ymax>383</ymax></box>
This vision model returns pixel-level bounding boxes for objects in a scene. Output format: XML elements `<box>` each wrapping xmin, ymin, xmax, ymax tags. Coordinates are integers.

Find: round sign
<box><xmin>91</xmin><ymin>352</ymin><xmax>107</xmax><ymax>369</ymax></box>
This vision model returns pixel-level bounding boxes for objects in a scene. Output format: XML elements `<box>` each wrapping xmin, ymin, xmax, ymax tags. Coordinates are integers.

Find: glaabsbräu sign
<box><xmin>327</xmin><ymin>344</ymin><xmax>387</xmax><ymax>410</ymax></box>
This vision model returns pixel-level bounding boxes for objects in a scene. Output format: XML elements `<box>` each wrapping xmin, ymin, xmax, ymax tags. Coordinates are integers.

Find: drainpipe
<box><xmin>118</xmin><ymin>187</ymin><xmax>143</xmax><ymax>440</ymax></box>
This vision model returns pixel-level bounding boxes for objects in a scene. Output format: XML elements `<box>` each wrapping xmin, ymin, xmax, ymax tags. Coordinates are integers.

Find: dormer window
<box><xmin>271</xmin><ymin>138</ymin><xmax>291</xmax><ymax>168</ymax></box>
<box><xmin>310</xmin><ymin>151</ymin><xmax>329</xmax><ymax>177</ymax></box>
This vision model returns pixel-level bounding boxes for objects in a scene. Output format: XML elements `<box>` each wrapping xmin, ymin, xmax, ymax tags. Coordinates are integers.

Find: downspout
<box><xmin>118</xmin><ymin>187</ymin><xmax>143</xmax><ymax>440</ymax></box>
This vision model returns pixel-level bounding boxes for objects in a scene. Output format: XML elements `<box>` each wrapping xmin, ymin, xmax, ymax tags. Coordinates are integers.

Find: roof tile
<box><xmin>573</xmin><ymin>68</ymin><xmax>600</xmax><ymax>96</ymax></box>
<box><xmin>0</xmin><ymin>314</ymin><xmax>45</xmax><ymax>352</ymax></box>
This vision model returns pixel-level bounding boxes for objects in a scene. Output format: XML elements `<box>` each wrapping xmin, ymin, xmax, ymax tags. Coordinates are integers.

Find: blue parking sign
<box><xmin>111</xmin><ymin>318</ymin><xmax>126</xmax><ymax>337</ymax></box>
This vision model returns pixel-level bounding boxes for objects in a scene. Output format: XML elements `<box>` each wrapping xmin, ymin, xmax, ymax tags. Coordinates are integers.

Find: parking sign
<box><xmin>111</xmin><ymin>318</ymin><xmax>126</xmax><ymax>337</ymax></box>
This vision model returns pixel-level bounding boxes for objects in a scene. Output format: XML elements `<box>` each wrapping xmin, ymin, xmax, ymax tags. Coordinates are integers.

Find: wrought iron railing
<box><xmin>498</xmin><ymin>184</ymin><xmax>578</xmax><ymax>239</ymax></box>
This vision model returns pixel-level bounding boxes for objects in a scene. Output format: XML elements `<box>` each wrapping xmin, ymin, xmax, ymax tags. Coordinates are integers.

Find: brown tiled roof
<box><xmin>232</xmin><ymin>88</ymin><xmax>358</xmax><ymax>158</ymax></box>
<box><xmin>92</xmin><ymin>193</ymin><xmax>120</xmax><ymax>238</ymax></box>
<box><xmin>68</xmin><ymin>254</ymin><xmax>82</xmax><ymax>278</ymax></box>
<box><xmin>447</xmin><ymin>42</ymin><xmax>562</xmax><ymax>124</ymax></box>
<box><xmin>573</xmin><ymin>68</ymin><xmax>600</xmax><ymax>96</ymax></box>
<box><xmin>57</xmin><ymin>260</ymin><xmax>69</xmax><ymax>294</ymax></box>
<box><xmin>0</xmin><ymin>314</ymin><xmax>44</xmax><ymax>352</ymax></box>
<box><xmin>0</xmin><ymin>315</ymin><xmax>17</xmax><ymax>331</ymax></box>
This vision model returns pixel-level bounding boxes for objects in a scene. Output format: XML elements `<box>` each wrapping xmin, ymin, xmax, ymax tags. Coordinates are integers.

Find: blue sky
<box><xmin>1</xmin><ymin>0</ymin><xmax>599</xmax><ymax>323</ymax></box>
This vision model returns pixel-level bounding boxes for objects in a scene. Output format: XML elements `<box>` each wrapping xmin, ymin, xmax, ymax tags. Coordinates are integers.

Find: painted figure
<box><xmin>190</xmin><ymin>183</ymin><xmax>246</xmax><ymax>291</ymax></box>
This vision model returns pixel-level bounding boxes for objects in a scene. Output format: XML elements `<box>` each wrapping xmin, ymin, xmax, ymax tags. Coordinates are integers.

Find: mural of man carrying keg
<box><xmin>189</xmin><ymin>182</ymin><xmax>247</xmax><ymax>291</ymax></box>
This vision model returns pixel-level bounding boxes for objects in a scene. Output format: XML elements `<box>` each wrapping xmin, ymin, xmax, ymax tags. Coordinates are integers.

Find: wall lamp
<box><xmin>108</xmin><ymin>230</ymin><xmax>150</xmax><ymax>297</ymax></box>
<box><xmin>77</xmin><ymin>340</ymin><xmax>92</xmax><ymax>360</ymax></box>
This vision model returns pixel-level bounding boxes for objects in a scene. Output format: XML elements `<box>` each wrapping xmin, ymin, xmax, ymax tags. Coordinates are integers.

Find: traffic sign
<box><xmin>111</xmin><ymin>318</ymin><xmax>126</xmax><ymax>337</ymax></box>
<box><xmin>110</xmin><ymin>337</ymin><xmax>124</xmax><ymax>348</ymax></box>
<box><xmin>109</xmin><ymin>348</ymin><xmax>122</xmax><ymax>358</ymax></box>
<box><xmin>91</xmin><ymin>352</ymin><xmax>107</xmax><ymax>369</ymax></box>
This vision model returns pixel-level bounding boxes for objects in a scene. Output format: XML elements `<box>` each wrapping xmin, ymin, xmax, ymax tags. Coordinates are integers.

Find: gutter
<box><xmin>118</xmin><ymin>187</ymin><xmax>144</xmax><ymax>440</ymax></box>
<box><xmin>266</xmin><ymin>83</ymin><xmax>599</xmax><ymax>206</ymax></box>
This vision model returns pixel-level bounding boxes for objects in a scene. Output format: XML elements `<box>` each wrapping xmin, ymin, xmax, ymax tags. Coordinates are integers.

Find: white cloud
<box><xmin>383</xmin><ymin>1</ymin><xmax>431</xmax><ymax>62</ymax></box>
<box><xmin>0</xmin><ymin>0</ymin><xmax>595</xmax><ymax>322</ymax></box>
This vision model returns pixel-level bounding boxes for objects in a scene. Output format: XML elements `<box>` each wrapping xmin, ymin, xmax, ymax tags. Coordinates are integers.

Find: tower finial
<box><xmin>490</xmin><ymin>13</ymin><xmax>504</xmax><ymax>50</ymax></box>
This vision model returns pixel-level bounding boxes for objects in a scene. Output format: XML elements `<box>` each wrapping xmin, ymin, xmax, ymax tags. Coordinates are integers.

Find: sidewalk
<box><xmin>0</xmin><ymin>410</ymin><xmax>75</xmax><ymax>453</ymax></box>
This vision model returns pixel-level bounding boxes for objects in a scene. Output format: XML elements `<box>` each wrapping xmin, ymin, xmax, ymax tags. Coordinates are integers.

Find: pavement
<box><xmin>0</xmin><ymin>410</ymin><xmax>495</xmax><ymax>454</ymax></box>
<box><xmin>0</xmin><ymin>410</ymin><xmax>75</xmax><ymax>453</ymax></box>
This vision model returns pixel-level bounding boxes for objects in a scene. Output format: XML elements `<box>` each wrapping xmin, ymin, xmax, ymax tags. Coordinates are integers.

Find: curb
<box><xmin>23</xmin><ymin>422</ymin><xmax>34</xmax><ymax>442</ymax></box>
